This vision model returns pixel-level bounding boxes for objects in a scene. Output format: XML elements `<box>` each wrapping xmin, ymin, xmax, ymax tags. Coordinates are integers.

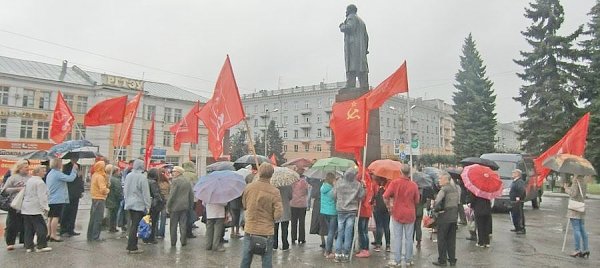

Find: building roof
<box><xmin>0</xmin><ymin>55</ymin><xmax>207</xmax><ymax>102</ymax></box>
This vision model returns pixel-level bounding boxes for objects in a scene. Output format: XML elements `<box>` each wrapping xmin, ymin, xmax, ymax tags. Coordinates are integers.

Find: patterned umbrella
<box><xmin>193</xmin><ymin>170</ymin><xmax>246</xmax><ymax>204</ymax></box>
<box><xmin>270</xmin><ymin>167</ymin><xmax>300</xmax><ymax>187</ymax></box>
<box><xmin>48</xmin><ymin>140</ymin><xmax>95</xmax><ymax>155</ymax></box>
<box><xmin>19</xmin><ymin>150</ymin><xmax>55</xmax><ymax>161</ymax></box>
<box><xmin>460</xmin><ymin>164</ymin><xmax>503</xmax><ymax>200</ymax></box>
<box><xmin>281</xmin><ymin>158</ymin><xmax>313</xmax><ymax>169</ymax></box>
<box><xmin>542</xmin><ymin>154</ymin><xmax>597</xmax><ymax>175</ymax></box>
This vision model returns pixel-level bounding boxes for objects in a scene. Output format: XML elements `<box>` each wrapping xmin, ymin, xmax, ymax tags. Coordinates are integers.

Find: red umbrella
<box><xmin>460</xmin><ymin>164</ymin><xmax>502</xmax><ymax>200</ymax></box>
<box><xmin>368</xmin><ymin>159</ymin><xmax>403</xmax><ymax>180</ymax></box>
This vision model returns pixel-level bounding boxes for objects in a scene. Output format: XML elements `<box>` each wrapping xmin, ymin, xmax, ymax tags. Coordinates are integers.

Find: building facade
<box><xmin>0</xmin><ymin>56</ymin><xmax>208</xmax><ymax>174</ymax></box>
<box><xmin>496</xmin><ymin>121</ymin><xmax>522</xmax><ymax>152</ymax></box>
<box><xmin>237</xmin><ymin>81</ymin><xmax>455</xmax><ymax>161</ymax></box>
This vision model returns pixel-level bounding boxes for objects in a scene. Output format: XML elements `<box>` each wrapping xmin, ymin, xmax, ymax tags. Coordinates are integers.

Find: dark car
<box><xmin>480</xmin><ymin>153</ymin><xmax>541</xmax><ymax>210</ymax></box>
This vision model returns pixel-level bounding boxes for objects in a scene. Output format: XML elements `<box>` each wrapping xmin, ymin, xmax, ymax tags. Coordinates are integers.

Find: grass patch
<box><xmin>587</xmin><ymin>184</ymin><xmax>600</xmax><ymax>195</ymax></box>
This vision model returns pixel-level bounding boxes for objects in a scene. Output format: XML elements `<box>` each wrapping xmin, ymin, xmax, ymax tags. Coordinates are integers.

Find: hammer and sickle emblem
<box><xmin>346</xmin><ymin>101</ymin><xmax>361</xmax><ymax>120</ymax></box>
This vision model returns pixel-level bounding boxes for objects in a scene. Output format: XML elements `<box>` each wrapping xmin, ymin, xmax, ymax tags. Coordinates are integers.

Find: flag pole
<box><xmin>195</xmin><ymin>142</ymin><xmax>200</xmax><ymax>175</ymax></box>
<box><xmin>243</xmin><ymin>119</ymin><xmax>261</xmax><ymax>168</ymax></box>
<box><xmin>350</xmin><ymin>132</ymin><xmax>368</xmax><ymax>263</ymax></box>
<box><xmin>74</xmin><ymin>123</ymin><xmax>85</xmax><ymax>140</ymax></box>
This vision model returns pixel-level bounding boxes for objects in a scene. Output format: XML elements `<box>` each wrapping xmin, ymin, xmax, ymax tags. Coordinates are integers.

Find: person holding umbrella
<box><xmin>60</xmin><ymin>156</ymin><xmax>84</xmax><ymax>237</ymax></box>
<box><xmin>564</xmin><ymin>175</ymin><xmax>590</xmax><ymax>258</ymax></box>
<box><xmin>46</xmin><ymin>158</ymin><xmax>78</xmax><ymax>242</ymax></box>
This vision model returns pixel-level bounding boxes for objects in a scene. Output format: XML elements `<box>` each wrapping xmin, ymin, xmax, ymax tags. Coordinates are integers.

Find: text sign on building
<box><xmin>102</xmin><ymin>74</ymin><xmax>144</xmax><ymax>91</ymax></box>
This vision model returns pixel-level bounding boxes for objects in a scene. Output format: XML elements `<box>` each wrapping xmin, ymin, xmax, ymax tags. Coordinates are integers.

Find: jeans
<box><xmin>357</xmin><ymin>217</ymin><xmax>369</xmax><ymax>250</ymax></box>
<box><xmin>117</xmin><ymin>200</ymin><xmax>128</xmax><ymax>228</ymax></box>
<box><xmin>436</xmin><ymin>222</ymin><xmax>457</xmax><ymax>264</ymax></box>
<box><xmin>571</xmin><ymin>218</ymin><xmax>589</xmax><ymax>252</ymax></box>
<box><xmin>290</xmin><ymin>207</ymin><xmax>306</xmax><ymax>242</ymax></box>
<box><xmin>240</xmin><ymin>233</ymin><xmax>274</xmax><ymax>268</ymax></box>
<box><xmin>335</xmin><ymin>212</ymin><xmax>355</xmax><ymax>255</ymax></box>
<box><xmin>273</xmin><ymin>221</ymin><xmax>289</xmax><ymax>250</ymax></box>
<box><xmin>5</xmin><ymin>208</ymin><xmax>24</xmax><ymax>245</ymax></box>
<box><xmin>324</xmin><ymin>214</ymin><xmax>338</xmax><ymax>254</ymax></box>
<box><xmin>206</xmin><ymin>218</ymin><xmax>225</xmax><ymax>250</ymax></box>
<box><xmin>158</xmin><ymin>209</ymin><xmax>167</xmax><ymax>237</ymax></box>
<box><xmin>170</xmin><ymin>210</ymin><xmax>189</xmax><ymax>246</ymax></box>
<box><xmin>87</xmin><ymin>199</ymin><xmax>105</xmax><ymax>241</ymax></box>
<box><xmin>60</xmin><ymin>197</ymin><xmax>79</xmax><ymax>234</ymax></box>
<box><xmin>127</xmin><ymin>210</ymin><xmax>144</xmax><ymax>251</ymax></box>
<box><xmin>373</xmin><ymin>209</ymin><xmax>390</xmax><ymax>247</ymax></box>
<box><xmin>23</xmin><ymin>214</ymin><xmax>48</xmax><ymax>250</ymax></box>
<box><xmin>391</xmin><ymin>220</ymin><xmax>415</xmax><ymax>263</ymax></box>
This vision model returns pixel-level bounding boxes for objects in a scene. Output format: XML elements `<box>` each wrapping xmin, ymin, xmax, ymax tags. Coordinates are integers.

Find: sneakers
<box><xmin>334</xmin><ymin>254</ymin><xmax>349</xmax><ymax>263</ymax></box>
<box><xmin>127</xmin><ymin>249</ymin><xmax>144</xmax><ymax>254</ymax></box>
<box><xmin>386</xmin><ymin>246</ymin><xmax>391</xmax><ymax>252</ymax></box>
<box><xmin>406</xmin><ymin>261</ymin><xmax>415</xmax><ymax>266</ymax></box>
<box><xmin>6</xmin><ymin>245</ymin><xmax>15</xmax><ymax>251</ymax></box>
<box><xmin>374</xmin><ymin>246</ymin><xmax>382</xmax><ymax>252</ymax></box>
<box><xmin>36</xmin><ymin>247</ymin><xmax>52</xmax><ymax>252</ymax></box>
<box><xmin>325</xmin><ymin>253</ymin><xmax>335</xmax><ymax>259</ymax></box>
<box><xmin>387</xmin><ymin>260</ymin><xmax>400</xmax><ymax>267</ymax></box>
<box><xmin>355</xmin><ymin>250</ymin><xmax>370</xmax><ymax>258</ymax></box>
<box><xmin>26</xmin><ymin>249</ymin><xmax>33</xmax><ymax>253</ymax></box>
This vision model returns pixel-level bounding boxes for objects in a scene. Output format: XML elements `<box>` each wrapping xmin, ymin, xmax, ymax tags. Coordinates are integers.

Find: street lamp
<box><xmin>407</xmin><ymin>104</ymin><xmax>416</xmax><ymax>178</ymax></box>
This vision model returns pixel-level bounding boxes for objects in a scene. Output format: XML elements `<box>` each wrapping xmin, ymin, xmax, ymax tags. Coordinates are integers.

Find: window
<box><xmin>141</xmin><ymin>129</ymin><xmax>148</xmax><ymax>145</ymax></box>
<box><xmin>304</xmin><ymin>101</ymin><xmax>309</xmax><ymax>109</ymax></box>
<box><xmin>254</xmin><ymin>105</ymin><xmax>258</xmax><ymax>113</ymax></box>
<box><xmin>114</xmin><ymin>148</ymin><xmax>127</xmax><ymax>161</ymax></box>
<box><xmin>316</xmin><ymin>144</ymin><xmax>322</xmax><ymax>152</ymax></box>
<box><xmin>283</xmin><ymin>116</ymin><xmax>288</xmax><ymax>125</ymax></box>
<box><xmin>36</xmin><ymin>121</ymin><xmax>49</xmax><ymax>139</ymax></box>
<box><xmin>318</xmin><ymin>100</ymin><xmax>322</xmax><ymax>108</ymax></box>
<box><xmin>75</xmin><ymin>123</ymin><xmax>86</xmax><ymax>140</ymax></box>
<box><xmin>283</xmin><ymin>130</ymin><xmax>288</xmax><ymax>138</ymax></box>
<box><xmin>76</xmin><ymin>96</ymin><xmax>88</xmax><ymax>113</ymax></box>
<box><xmin>283</xmin><ymin>145</ymin><xmax>288</xmax><ymax>152</ymax></box>
<box><xmin>63</xmin><ymin>94</ymin><xmax>74</xmax><ymax>108</ymax></box>
<box><xmin>304</xmin><ymin>144</ymin><xmax>309</xmax><ymax>152</ymax></box>
<box><xmin>304</xmin><ymin>116</ymin><xmax>310</xmax><ymax>123</ymax></box>
<box><xmin>254</xmin><ymin>119</ymin><xmax>258</xmax><ymax>127</ymax></box>
<box><xmin>387</xmin><ymin>118</ymin><xmax>390</xmax><ymax>127</ymax></box>
<box><xmin>294</xmin><ymin>130</ymin><xmax>298</xmax><ymax>139</ymax></box>
<box><xmin>38</xmin><ymin>92</ymin><xmax>51</xmax><ymax>110</ymax></box>
<box><xmin>294</xmin><ymin>116</ymin><xmax>299</xmax><ymax>124</ymax></box>
<box><xmin>20</xmin><ymin>120</ymin><xmax>34</xmax><ymax>138</ymax></box>
<box><xmin>0</xmin><ymin>119</ymin><xmax>7</xmax><ymax>137</ymax></box>
<box><xmin>274</xmin><ymin>102</ymin><xmax>279</xmax><ymax>110</ymax></box>
<box><xmin>22</xmin><ymin>89</ymin><xmax>35</xmax><ymax>107</ymax></box>
<box><xmin>329</xmin><ymin>97</ymin><xmax>334</xmax><ymax>105</ymax></box>
<box><xmin>293</xmin><ymin>144</ymin><xmax>299</xmax><ymax>152</ymax></box>
<box><xmin>164</xmin><ymin>108</ymin><xmax>173</xmax><ymax>123</ymax></box>
<box><xmin>263</xmin><ymin>104</ymin><xmax>268</xmax><ymax>112</ymax></box>
<box><xmin>317</xmin><ymin>129</ymin><xmax>322</xmax><ymax>138</ymax></box>
<box><xmin>0</xmin><ymin>86</ymin><xmax>8</xmax><ymax>105</ymax></box>
<box><xmin>304</xmin><ymin>129</ymin><xmax>309</xmax><ymax>138</ymax></box>
<box><xmin>145</xmin><ymin>105</ymin><xmax>156</xmax><ymax>120</ymax></box>
<box><xmin>294</xmin><ymin>101</ymin><xmax>298</xmax><ymax>110</ymax></box>
<box><xmin>165</xmin><ymin>156</ymin><xmax>180</xmax><ymax>165</ymax></box>
<box><xmin>283</xmin><ymin>102</ymin><xmax>288</xmax><ymax>111</ymax></box>
<box><xmin>163</xmin><ymin>131</ymin><xmax>172</xmax><ymax>147</ymax></box>
<box><xmin>317</xmin><ymin>115</ymin><xmax>321</xmax><ymax>123</ymax></box>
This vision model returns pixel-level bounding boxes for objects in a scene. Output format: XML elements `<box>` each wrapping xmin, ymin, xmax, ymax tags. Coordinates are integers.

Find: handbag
<box><xmin>0</xmin><ymin>187</ymin><xmax>12</xmax><ymax>211</ymax></box>
<box><xmin>423</xmin><ymin>210</ymin><xmax>437</xmax><ymax>228</ymax></box>
<box><xmin>249</xmin><ymin>234</ymin><xmax>268</xmax><ymax>255</ymax></box>
<box><xmin>10</xmin><ymin>188</ymin><xmax>25</xmax><ymax>211</ymax></box>
<box><xmin>567</xmin><ymin>181</ymin><xmax>585</xmax><ymax>212</ymax></box>
<box><xmin>137</xmin><ymin>214</ymin><xmax>152</xmax><ymax>239</ymax></box>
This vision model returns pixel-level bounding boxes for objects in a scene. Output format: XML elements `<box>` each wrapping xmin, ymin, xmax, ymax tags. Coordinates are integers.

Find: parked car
<box><xmin>480</xmin><ymin>153</ymin><xmax>541</xmax><ymax>210</ymax></box>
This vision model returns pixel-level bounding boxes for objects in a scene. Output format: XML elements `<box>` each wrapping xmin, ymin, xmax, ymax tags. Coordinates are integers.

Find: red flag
<box><xmin>50</xmin><ymin>92</ymin><xmax>75</xmax><ymax>143</ymax></box>
<box><xmin>84</xmin><ymin>95</ymin><xmax>128</xmax><ymax>126</ymax></box>
<box><xmin>270</xmin><ymin>153</ymin><xmax>277</xmax><ymax>166</ymax></box>
<box><xmin>113</xmin><ymin>92</ymin><xmax>142</xmax><ymax>147</ymax></box>
<box><xmin>170</xmin><ymin>101</ymin><xmax>200</xmax><ymax>151</ymax></box>
<box><xmin>366</xmin><ymin>61</ymin><xmax>409</xmax><ymax>110</ymax></box>
<box><xmin>534</xmin><ymin>112</ymin><xmax>590</xmax><ymax>185</ymax></box>
<box><xmin>144</xmin><ymin>113</ymin><xmax>155</xmax><ymax>169</ymax></box>
<box><xmin>197</xmin><ymin>56</ymin><xmax>246</xmax><ymax>160</ymax></box>
<box><xmin>330</xmin><ymin>96</ymin><xmax>368</xmax><ymax>157</ymax></box>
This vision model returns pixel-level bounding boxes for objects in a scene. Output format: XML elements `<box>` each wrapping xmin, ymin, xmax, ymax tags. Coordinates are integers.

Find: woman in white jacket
<box><xmin>21</xmin><ymin>166</ymin><xmax>51</xmax><ymax>253</ymax></box>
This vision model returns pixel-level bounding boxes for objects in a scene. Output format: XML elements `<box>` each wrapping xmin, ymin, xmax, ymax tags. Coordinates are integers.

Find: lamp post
<box><xmin>407</xmin><ymin>104</ymin><xmax>416</xmax><ymax>178</ymax></box>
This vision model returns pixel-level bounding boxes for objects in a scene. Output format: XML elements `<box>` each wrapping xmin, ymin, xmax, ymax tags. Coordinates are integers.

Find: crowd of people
<box><xmin>0</xmin><ymin>156</ymin><xmax>591</xmax><ymax>267</ymax></box>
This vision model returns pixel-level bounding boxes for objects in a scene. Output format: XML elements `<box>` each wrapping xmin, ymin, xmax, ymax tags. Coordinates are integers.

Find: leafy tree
<box><xmin>452</xmin><ymin>33</ymin><xmax>498</xmax><ymax>160</ymax></box>
<box><xmin>514</xmin><ymin>0</ymin><xmax>583</xmax><ymax>155</ymax></box>
<box><xmin>265</xmin><ymin>120</ymin><xmax>286</xmax><ymax>164</ymax></box>
<box><xmin>579</xmin><ymin>0</ymin><xmax>600</xmax><ymax>172</ymax></box>
<box><xmin>230</xmin><ymin>129</ymin><xmax>249</xmax><ymax>161</ymax></box>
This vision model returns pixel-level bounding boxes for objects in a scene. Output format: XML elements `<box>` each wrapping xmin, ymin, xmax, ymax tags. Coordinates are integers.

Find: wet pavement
<box><xmin>1</xmin><ymin>194</ymin><xmax>599</xmax><ymax>267</ymax></box>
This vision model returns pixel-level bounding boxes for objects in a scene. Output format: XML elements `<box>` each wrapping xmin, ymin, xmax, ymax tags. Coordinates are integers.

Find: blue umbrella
<box><xmin>48</xmin><ymin>140</ymin><xmax>95</xmax><ymax>155</ymax></box>
<box><xmin>193</xmin><ymin>170</ymin><xmax>246</xmax><ymax>204</ymax></box>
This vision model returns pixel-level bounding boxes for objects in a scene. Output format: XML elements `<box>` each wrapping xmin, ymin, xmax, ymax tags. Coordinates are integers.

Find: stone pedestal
<box><xmin>331</xmin><ymin>88</ymin><xmax>381</xmax><ymax>167</ymax></box>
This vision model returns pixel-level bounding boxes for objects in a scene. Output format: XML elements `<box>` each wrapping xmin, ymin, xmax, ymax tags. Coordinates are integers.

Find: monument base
<box><xmin>331</xmin><ymin>87</ymin><xmax>381</xmax><ymax>167</ymax></box>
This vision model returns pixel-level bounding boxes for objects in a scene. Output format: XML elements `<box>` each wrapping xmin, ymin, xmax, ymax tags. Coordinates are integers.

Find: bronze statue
<box><xmin>340</xmin><ymin>4</ymin><xmax>369</xmax><ymax>89</ymax></box>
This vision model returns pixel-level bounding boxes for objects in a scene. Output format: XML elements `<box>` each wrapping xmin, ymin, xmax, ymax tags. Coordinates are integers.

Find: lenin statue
<box><xmin>340</xmin><ymin>4</ymin><xmax>369</xmax><ymax>89</ymax></box>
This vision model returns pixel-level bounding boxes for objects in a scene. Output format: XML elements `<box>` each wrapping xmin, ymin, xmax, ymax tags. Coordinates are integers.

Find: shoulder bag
<box><xmin>0</xmin><ymin>187</ymin><xmax>12</xmax><ymax>211</ymax></box>
<box><xmin>567</xmin><ymin>181</ymin><xmax>585</xmax><ymax>213</ymax></box>
<box><xmin>10</xmin><ymin>187</ymin><xmax>25</xmax><ymax>211</ymax></box>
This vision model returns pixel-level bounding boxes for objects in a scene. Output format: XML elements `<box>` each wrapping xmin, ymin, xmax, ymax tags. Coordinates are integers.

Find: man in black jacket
<box><xmin>60</xmin><ymin>156</ymin><xmax>84</xmax><ymax>237</ymax></box>
<box><xmin>509</xmin><ymin>169</ymin><xmax>526</xmax><ymax>235</ymax></box>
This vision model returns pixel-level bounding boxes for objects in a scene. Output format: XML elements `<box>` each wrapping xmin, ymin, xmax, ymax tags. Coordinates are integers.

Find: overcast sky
<box><xmin>0</xmin><ymin>0</ymin><xmax>595</xmax><ymax>123</ymax></box>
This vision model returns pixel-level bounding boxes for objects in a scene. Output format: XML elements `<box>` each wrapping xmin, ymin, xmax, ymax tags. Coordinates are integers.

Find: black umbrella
<box><xmin>207</xmin><ymin>161</ymin><xmax>235</xmax><ymax>172</ymax></box>
<box><xmin>61</xmin><ymin>151</ymin><xmax>98</xmax><ymax>159</ymax></box>
<box><xmin>412</xmin><ymin>172</ymin><xmax>433</xmax><ymax>188</ymax></box>
<box><xmin>460</xmin><ymin>157</ymin><xmax>499</xmax><ymax>170</ymax></box>
<box><xmin>19</xmin><ymin>150</ymin><xmax>55</xmax><ymax>161</ymax></box>
<box><xmin>233</xmin><ymin>154</ymin><xmax>271</xmax><ymax>170</ymax></box>
<box><xmin>423</xmin><ymin>167</ymin><xmax>442</xmax><ymax>185</ymax></box>
<box><xmin>447</xmin><ymin>169</ymin><xmax>463</xmax><ymax>182</ymax></box>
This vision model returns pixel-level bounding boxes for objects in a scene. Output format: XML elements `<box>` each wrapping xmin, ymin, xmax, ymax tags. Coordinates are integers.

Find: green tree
<box><xmin>266</xmin><ymin>120</ymin><xmax>286</xmax><ymax>164</ymax></box>
<box><xmin>254</xmin><ymin>134</ymin><xmax>265</xmax><ymax>156</ymax></box>
<box><xmin>514</xmin><ymin>0</ymin><xmax>583</xmax><ymax>154</ymax></box>
<box><xmin>230</xmin><ymin>129</ymin><xmax>248</xmax><ymax>161</ymax></box>
<box><xmin>579</xmin><ymin>0</ymin><xmax>600</xmax><ymax>172</ymax></box>
<box><xmin>452</xmin><ymin>33</ymin><xmax>498</xmax><ymax>160</ymax></box>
